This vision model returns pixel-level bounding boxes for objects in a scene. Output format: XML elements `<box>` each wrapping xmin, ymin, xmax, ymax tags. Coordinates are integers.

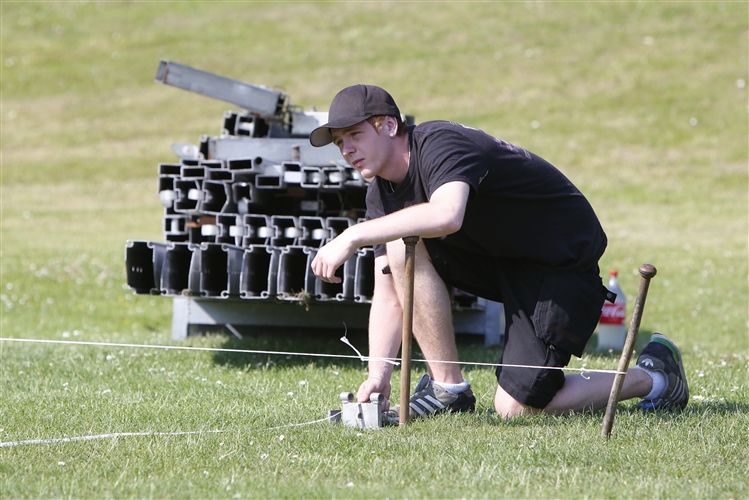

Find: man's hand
<box><xmin>311</xmin><ymin>232</ymin><xmax>358</xmax><ymax>283</ymax></box>
<box><xmin>357</xmin><ymin>377</ymin><xmax>392</xmax><ymax>412</ymax></box>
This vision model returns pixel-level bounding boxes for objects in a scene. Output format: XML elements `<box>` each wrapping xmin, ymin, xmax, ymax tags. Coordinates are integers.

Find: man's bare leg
<box><xmin>494</xmin><ymin>368</ymin><xmax>653</xmax><ymax>417</ymax></box>
<box><xmin>387</xmin><ymin>239</ymin><xmax>463</xmax><ymax>384</ymax></box>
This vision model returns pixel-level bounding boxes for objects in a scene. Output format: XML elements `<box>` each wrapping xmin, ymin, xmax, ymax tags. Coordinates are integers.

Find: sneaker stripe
<box><xmin>409</xmin><ymin>394</ymin><xmax>446</xmax><ymax>416</ymax></box>
<box><xmin>404</xmin><ymin>375</ymin><xmax>477</xmax><ymax>418</ymax></box>
<box><xmin>424</xmin><ymin>395</ymin><xmax>446</xmax><ymax>409</ymax></box>
<box><xmin>410</xmin><ymin>404</ymin><xmax>427</xmax><ymax>417</ymax></box>
<box><xmin>411</xmin><ymin>400</ymin><xmax>433</xmax><ymax>413</ymax></box>
<box><xmin>673</xmin><ymin>380</ymin><xmax>688</xmax><ymax>401</ymax></box>
<box><xmin>412</xmin><ymin>399</ymin><xmax>439</xmax><ymax>413</ymax></box>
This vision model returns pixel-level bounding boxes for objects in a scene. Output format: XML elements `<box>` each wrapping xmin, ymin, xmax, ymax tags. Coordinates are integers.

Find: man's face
<box><xmin>330</xmin><ymin>120</ymin><xmax>392</xmax><ymax>179</ymax></box>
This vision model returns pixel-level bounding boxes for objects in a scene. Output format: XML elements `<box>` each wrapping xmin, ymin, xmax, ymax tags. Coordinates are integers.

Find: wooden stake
<box><xmin>399</xmin><ymin>236</ymin><xmax>419</xmax><ymax>426</ymax></box>
<box><xmin>602</xmin><ymin>263</ymin><xmax>657</xmax><ymax>439</ymax></box>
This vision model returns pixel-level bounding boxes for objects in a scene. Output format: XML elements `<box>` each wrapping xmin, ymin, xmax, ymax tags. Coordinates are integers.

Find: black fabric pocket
<box><xmin>532</xmin><ymin>272</ymin><xmax>606</xmax><ymax>357</ymax></box>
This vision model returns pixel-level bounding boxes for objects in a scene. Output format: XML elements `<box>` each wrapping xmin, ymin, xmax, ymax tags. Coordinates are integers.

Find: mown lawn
<box><xmin>1</xmin><ymin>2</ymin><xmax>747</xmax><ymax>498</ymax></box>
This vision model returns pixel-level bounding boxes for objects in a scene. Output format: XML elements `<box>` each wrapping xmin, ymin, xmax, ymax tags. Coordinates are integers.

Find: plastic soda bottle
<box><xmin>597</xmin><ymin>270</ymin><xmax>627</xmax><ymax>351</ymax></box>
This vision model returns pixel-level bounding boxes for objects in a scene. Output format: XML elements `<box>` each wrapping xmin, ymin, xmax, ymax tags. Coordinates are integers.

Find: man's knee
<box><xmin>385</xmin><ymin>240</ymin><xmax>405</xmax><ymax>273</ymax></box>
<box><xmin>494</xmin><ymin>384</ymin><xmax>542</xmax><ymax>418</ymax></box>
<box><xmin>385</xmin><ymin>239</ymin><xmax>434</xmax><ymax>277</ymax></box>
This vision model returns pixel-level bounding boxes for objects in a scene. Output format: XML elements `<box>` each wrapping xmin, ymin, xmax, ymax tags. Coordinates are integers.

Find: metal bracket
<box><xmin>328</xmin><ymin>392</ymin><xmax>390</xmax><ymax>429</ymax></box>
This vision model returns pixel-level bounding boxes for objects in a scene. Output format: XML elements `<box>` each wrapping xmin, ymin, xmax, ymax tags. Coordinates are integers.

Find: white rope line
<box><xmin>0</xmin><ymin>334</ymin><xmax>627</xmax><ymax>448</ymax></box>
<box><xmin>340</xmin><ymin>335</ymin><xmax>399</xmax><ymax>365</ymax></box>
<box><xmin>0</xmin><ymin>337</ymin><xmax>624</xmax><ymax>375</ymax></box>
<box><xmin>0</xmin><ymin>337</ymin><xmax>394</xmax><ymax>364</ymax></box>
<box><xmin>0</xmin><ymin>430</ymin><xmax>224</xmax><ymax>448</ymax></box>
<box><xmin>340</xmin><ymin>323</ymin><xmax>399</xmax><ymax>366</ymax></box>
<box><xmin>0</xmin><ymin>415</ymin><xmax>337</xmax><ymax>448</ymax></box>
<box><xmin>264</xmin><ymin>415</ymin><xmax>336</xmax><ymax>431</ymax></box>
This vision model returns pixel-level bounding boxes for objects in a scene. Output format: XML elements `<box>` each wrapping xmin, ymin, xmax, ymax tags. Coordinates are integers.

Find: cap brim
<box><xmin>309</xmin><ymin>115</ymin><xmax>370</xmax><ymax>147</ymax></box>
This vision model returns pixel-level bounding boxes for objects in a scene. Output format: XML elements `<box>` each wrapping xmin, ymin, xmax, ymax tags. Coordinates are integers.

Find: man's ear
<box><xmin>385</xmin><ymin>116</ymin><xmax>398</xmax><ymax>137</ymax></box>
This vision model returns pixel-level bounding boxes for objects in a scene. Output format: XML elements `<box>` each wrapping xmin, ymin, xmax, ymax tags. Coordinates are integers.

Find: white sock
<box><xmin>433</xmin><ymin>379</ymin><xmax>469</xmax><ymax>394</ymax></box>
<box><xmin>632</xmin><ymin>366</ymin><xmax>667</xmax><ymax>400</ymax></box>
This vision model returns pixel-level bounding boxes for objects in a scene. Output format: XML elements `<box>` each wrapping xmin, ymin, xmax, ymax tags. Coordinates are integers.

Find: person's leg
<box><xmin>386</xmin><ymin>238</ymin><xmax>462</xmax><ymax>384</ymax></box>
<box><xmin>497</xmin><ymin>334</ymin><xmax>687</xmax><ymax>416</ymax></box>
<box><xmin>493</xmin><ymin>265</ymin><xmax>614</xmax><ymax>418</ymax></box>
<box><xmin>492</xmin><ymin>264</ymin><xmax>686</xmax><ymax>417</ymax></box>
<box><xmin>542</xmin><ymin>369</ymin><xmax>652</xmax><ymax>415</ymax></box>
<box><xmin>495</xmin><ymin>368</ymin><xmax>651</xmax><ymax>417</ymax></box>
<box><xmin>493</xmin><ymin>334</ymin><xmax>571</xmax><ymax>418</ymax></box>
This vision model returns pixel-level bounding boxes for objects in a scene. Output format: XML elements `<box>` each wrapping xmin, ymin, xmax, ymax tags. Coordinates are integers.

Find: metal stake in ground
<box><xmin>601</xmin><ymin>263</ymin><xmax>657</xmax><ymax>439</ymax></box>
<box><xmin>400</xmin><ymin>236</ymin><xmax>419</xmax><ymax>426</ymax></box>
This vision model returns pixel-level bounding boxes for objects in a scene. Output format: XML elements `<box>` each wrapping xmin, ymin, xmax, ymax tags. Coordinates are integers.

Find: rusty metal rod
<box><xmin>602</xmin><ymin>263</ymin><xmax>657</xmax><ymax>439</ymax></box>
<box><xmin>399</xmin><ymin>236</ymin><xmax>419</xmax><ymax>426</ymax></box>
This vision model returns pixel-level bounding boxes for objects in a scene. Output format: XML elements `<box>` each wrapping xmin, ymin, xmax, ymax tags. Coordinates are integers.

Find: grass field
<box><xmin>1</xmin><ymin>2</ymin><xmax>747</xmax><ymax>498</ymax></box>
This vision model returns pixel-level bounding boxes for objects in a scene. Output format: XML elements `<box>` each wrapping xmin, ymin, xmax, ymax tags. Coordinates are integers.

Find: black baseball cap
<box><xmin>309</xmin><ymin>84</ymin><xmax>401</xmax><ymax>147</ymax></box>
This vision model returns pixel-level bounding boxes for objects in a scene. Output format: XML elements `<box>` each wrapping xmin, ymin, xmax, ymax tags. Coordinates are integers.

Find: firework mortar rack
<box><xmin>125</xmin><ymin>60</ymin><xmax>505</xmax><ymax>347</ymax></box>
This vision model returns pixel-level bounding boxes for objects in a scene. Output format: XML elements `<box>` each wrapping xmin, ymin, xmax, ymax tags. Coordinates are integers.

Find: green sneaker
<box><xmin>636</xmin><ymin>333</ymin><xmax>689</xmax><ymax>410</ymax></box>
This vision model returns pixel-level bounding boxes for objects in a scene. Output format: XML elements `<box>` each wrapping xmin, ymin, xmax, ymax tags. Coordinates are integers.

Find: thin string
<box><xmin>339</xmin><ymin>322</ymin><xmax>400</xmax><ymax>366</ymax></box>
<box><xmin>0</xmin><ymin>335</ymin><xmax>624</xmax><ymax>448</ymax></box>
<box><xmin>0</xmin><ymin>416</ymin><xmax>337</xmax><ymax>448</ymax></box>
<box><xmin>0</xmin><ymin>337</ymin><xmax>623</xmax><ymax>375</ymax></box>
<box><xmin>0</xmin><ymin>337</ymin><xmax>382</xmax><ymax>363</ymax></box>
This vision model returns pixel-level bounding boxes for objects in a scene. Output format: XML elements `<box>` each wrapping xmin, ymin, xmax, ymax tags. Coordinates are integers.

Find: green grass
<box><xmin>1</xmin><ymin>334</ymin><xmax>747</xmax><ymax>498</ymax></box>
<box><xmin>1</xmin><ymin>1</ymin><xmax>747</xmax><ymax>498</ymax></box>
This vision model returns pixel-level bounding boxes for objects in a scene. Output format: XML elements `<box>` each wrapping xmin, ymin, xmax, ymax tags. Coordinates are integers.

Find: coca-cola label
<box><xmin>600</xmin><ymin>302</ymin><xmax>626</xmax><ymax>325</ymax></box>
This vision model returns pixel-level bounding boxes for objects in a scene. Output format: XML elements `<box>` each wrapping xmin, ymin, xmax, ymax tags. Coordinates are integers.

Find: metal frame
<box><xmin>128</xmin><ymin>60</ymin><xmax>506</xmax><ymax>348</ymax></box>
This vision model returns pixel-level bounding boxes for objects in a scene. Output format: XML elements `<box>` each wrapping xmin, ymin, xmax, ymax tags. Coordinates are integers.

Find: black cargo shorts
<box><xmin>423</xmin><ymin>238</ymin><xmax>607</xmax><ymax>409</ymax></box>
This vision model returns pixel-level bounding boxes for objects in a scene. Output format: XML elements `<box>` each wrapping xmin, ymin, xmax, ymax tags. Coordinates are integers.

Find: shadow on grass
<box><xmin>207</xmin><ymin>325</ymin><xmax>509</xmax><ymax>373</ymax></box>
<box><xmin>589</xmin><ymin>399</ymin><xmax>749</xmax><ymax>420</ymax></box>
<box><xmin>209</xmin><ymin>324</ymin><xmax>372</xmax><ymax>371</ymax></box>
<box><xmin>466</xmin><ymin>398</ymin><xmax>749</xmax><ymax>430</ymax></box>
<box><xmin>676</xmin><ymin>400</ymin><xmax>749</xmax><ymax>416</ymax></box>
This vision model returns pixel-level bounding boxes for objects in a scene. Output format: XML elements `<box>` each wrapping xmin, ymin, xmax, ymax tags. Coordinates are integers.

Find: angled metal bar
<box><xmin>155</xmin><ymin>60</ymin><xmax>285</xmax><ymax>118</ymax></box>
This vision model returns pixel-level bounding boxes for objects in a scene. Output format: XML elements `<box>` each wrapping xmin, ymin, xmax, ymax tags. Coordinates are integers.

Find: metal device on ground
<box><xmin>329</xmin><ymin>235</ymin><xmax>416</xmax><ymax>430</ymax></box>
<box><xmin>329</xmin><ymin>392</ymin><xmax>396</xmax><ymax>429</ymax></box>
<box><xmin>601</xmin><ymin>263</ymin><xmax>657</xmax><ymax>438</ymax></box>
<box><xmin>124</xmin><ymin>60</ymin><xmax>505</xmax><ymax>346</ymax></box>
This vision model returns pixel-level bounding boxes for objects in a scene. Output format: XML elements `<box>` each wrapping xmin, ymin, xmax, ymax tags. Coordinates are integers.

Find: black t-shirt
<box><xmin>366</xmin><ymin>120</ymin><xmax>607</xmax><ymax>271</ymax></box>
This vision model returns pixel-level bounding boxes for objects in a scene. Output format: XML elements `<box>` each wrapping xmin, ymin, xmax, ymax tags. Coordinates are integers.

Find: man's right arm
<box><xmin>356</xmin><ymin>254</ymin><xmax>403</xmax><ymax>410</ymax></box>
<box><xmin>312</xmin><ymin>181</ymin><xmax>469</xmax><ymax>283</ymax></box>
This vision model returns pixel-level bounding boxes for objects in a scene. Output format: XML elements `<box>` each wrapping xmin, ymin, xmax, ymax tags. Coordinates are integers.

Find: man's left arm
<box><xmin>311</xmin><ymin>181</ymin><xmax>470</xmax><ymax>283</ymax></box>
